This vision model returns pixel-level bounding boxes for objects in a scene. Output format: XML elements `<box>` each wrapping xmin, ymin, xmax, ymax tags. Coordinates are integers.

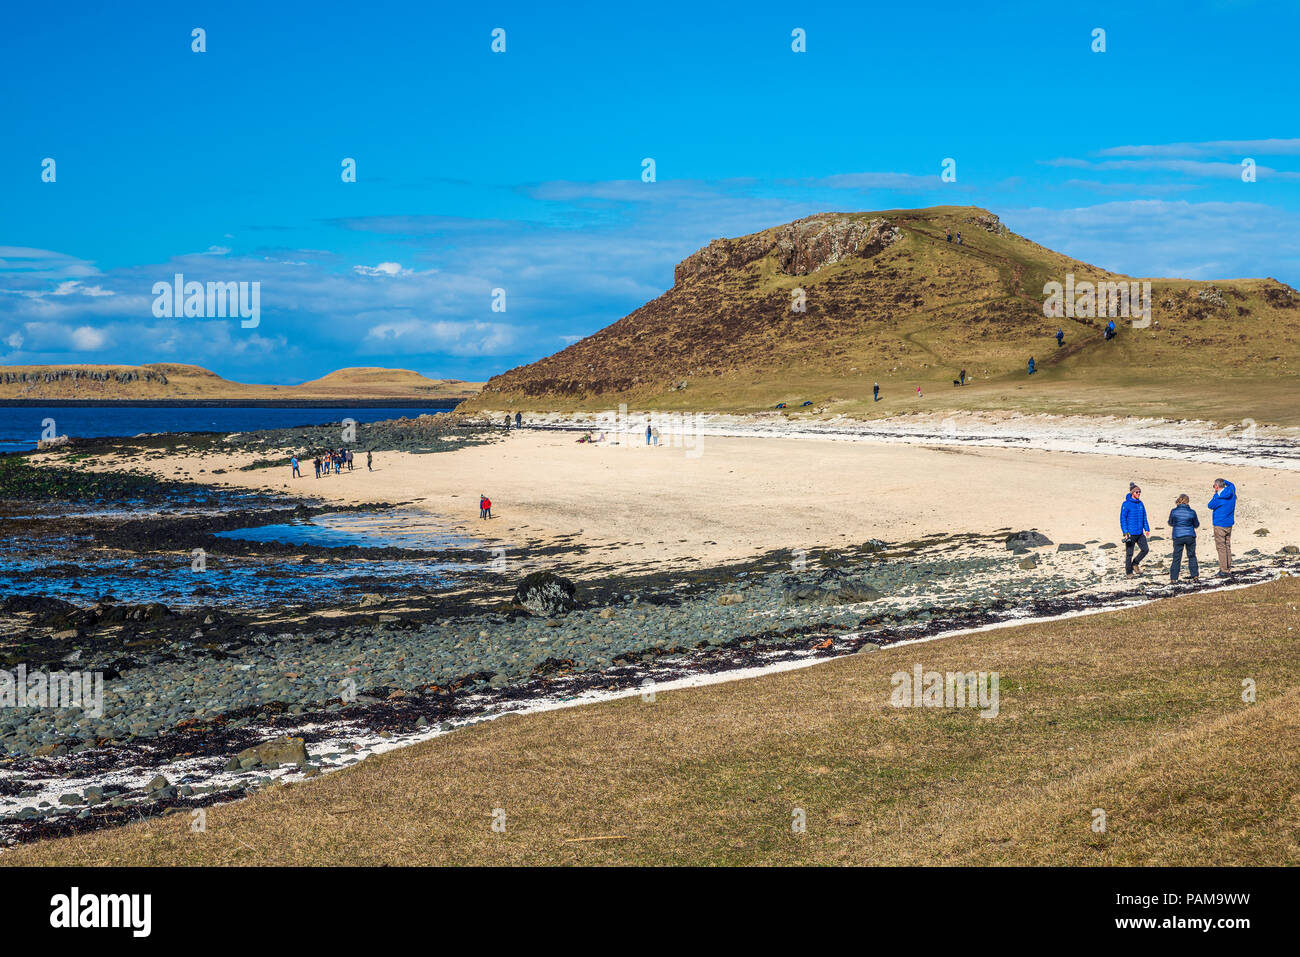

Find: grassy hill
<box><xmin>461</xmin><ymin>206</ymin><xmax>1300</xmax><ymax>425</ymax></box>
<box><xmin>0</xmin><ymin>364</ymin><xmax>482</xmax><ymax>402</ymax></box>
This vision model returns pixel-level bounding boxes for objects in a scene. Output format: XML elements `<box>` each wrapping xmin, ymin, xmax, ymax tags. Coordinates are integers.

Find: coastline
<box><xmin>3</xmin><ymin>409</ymin><xmax>1298</xmax><ymax>848</ymax></box>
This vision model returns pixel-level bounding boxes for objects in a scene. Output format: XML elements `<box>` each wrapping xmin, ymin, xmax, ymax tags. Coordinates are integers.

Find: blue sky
<box><xmin>3</xmin><ymin>0</ymin><xmax>1298</xmax><ymax>383</ymax></box>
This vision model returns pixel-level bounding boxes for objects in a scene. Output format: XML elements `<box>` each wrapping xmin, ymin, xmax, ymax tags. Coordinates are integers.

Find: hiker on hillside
<box><xmin>1027</xmin><ymin>356</ymin><xmax>1036</xmax><ymax>375</ymax></box>
<box><xmin>1120</xmin><ymin>484</ymin><xmax>1151</xmax><ymax>576</ymax></box>
<box><xmin>291</xmin><ymin>455</ymin><xmax>300</xmax><ymax>478</ymax></box>
<box><xmin>1056</xmin><ymin>328</ymin><xmax>1064</xmax><ymax>347</ymax></box>
<box><xmin>1207</xmin><ymin>478</ymin><xmax>1236</xmax><ymax>576</ymax></box>
<box><xmin>1105</xmin><ymin>319</ymin><xmax>1116</xmax><ymax>340</ymax></box>
<box><xmin>1168</xmin><ymin>493</ymin><xmax>1201</xmax><ymax>583</ymax></box>
<box><xmin>956</xmin><ymin>232</ymin><xmax>963</xmax><ymax>245</ymax></box>
<box><xmin>479</xmin><ymin>494</ymin><xmax>492</xmax><ymax>519</ymax></box>
<box><xmin>959</xmin><ymin>369</ymin><xmax>966</xmax><ymax>386</ymax></box>
<box><xmin>366</xmin><ymin>450</ymin><xmax>373</xmax><ymax>472</ymax></box>
<box><xmin>945</xmin><ymin>230</ymin><xmax>952</xmax><ymax>242</ymax></box>
<box><xmin>873</xmin><ymin>382</ymin><xmax>880</xmax><ymax>401</ymax></box>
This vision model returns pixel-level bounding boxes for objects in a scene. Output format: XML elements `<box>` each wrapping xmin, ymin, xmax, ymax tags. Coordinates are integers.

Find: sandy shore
<box><xmin>87</xmin><ymin>423</ymin><xmax>1300</xmax><ymax>571</ymax></box>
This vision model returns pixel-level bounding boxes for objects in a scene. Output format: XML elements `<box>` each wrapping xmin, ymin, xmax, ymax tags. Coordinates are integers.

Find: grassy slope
<box><xmin>9</xmin><ymin>576</ymin><xmax>1298</xmax><ymax>866</ymax></box>
<box><xmin>0</xmin><ymin>364</ymin><xmax>482</xmax><ymax>401</ymax></box>
<box><xmin>462</xmin><ymin>206</ymin><xmax>1300</xmax><ymax>425</ymax></box>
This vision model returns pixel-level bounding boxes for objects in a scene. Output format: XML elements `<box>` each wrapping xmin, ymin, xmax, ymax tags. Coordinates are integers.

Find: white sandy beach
<box><xmin>87</xmin><ymin>415</ymin><xmax>1300</xmax><ymax>571</ymax></box>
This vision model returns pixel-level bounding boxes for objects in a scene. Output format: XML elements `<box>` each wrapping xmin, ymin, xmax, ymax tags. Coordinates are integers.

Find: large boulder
<box><xmin>233</xmin><ymin>736</ymin><xmax>309</xmax><ymax>770</ymax></box>
<box><xmin>784</xmin><ymin>568</ymin><xmax>882</xmax><ymax>605</ymax></box>
<box><xmin>513</xmin><ymin>572</ymin><xmax>578</xmax><ymax>617</ymax></box>
<box><xmin>1005</xmin><ymin>530</ymin><xmax>1053</xmax><ymax>550</ymax></box>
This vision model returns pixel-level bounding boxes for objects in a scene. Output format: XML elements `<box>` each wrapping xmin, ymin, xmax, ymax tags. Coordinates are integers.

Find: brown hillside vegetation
<box><xmin>0</xmin><ymin>363</ymin><xmax>481</xmax><ymax>401</ymax></box>
<box><xmin>462</xmin><ymin>206</ymin><xmax>1300</xmax><ymax>424</ymax></box>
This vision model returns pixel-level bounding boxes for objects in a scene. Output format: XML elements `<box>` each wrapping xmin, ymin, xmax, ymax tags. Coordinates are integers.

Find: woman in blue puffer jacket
<box><xmin>1167</xmin><ymin>494</ymin><xmax>1200</xmax><ymax>583</ymax></box>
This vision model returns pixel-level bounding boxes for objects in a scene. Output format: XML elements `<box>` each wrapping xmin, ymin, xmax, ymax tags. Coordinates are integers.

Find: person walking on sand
<box><xmin>1207</xmin><ymin>477</ymin><xmax>1236</xmax><ymax>576</ymax></box>
<box><xmin>366</xmin><ymin>450</ymin><xmax>373</xmax><ymax>472</ymax></box>
<box><xmin>645</xmin><ymin>421</ymin><xmax>652</xmax><ymax>446</ymax></box>
<box><xmin>479</xmin><ymin>494</ymin><xmax>492</xmax><ymax>520</ymax></box>
<box><xmin>313</xmin><ymin>456</ymin><xmax>321</xmax><ymax>479</ymax></box>
<box><xmin>347</xmin><ymin>449</ymin><xmax>354</xmax><ymax>471</ymax></box>
<box><xmin>1120</xmin><ymin>484</ymin><xmax>1150</xmax><ymax>576</ymax></box>
<box><xmin>1168</xmin><ymin>493</ymin><xmax>1200</xmax><ymax>583</ymax></box>
<box><xmin>515</xmin><ymin>411</ymin><xmax>522</xmax><ymax>429</ymax></box>
<box><xmin>291</xmin><ymin>455</ymin><xmax>300</xmax><ymax>478</ymax></box>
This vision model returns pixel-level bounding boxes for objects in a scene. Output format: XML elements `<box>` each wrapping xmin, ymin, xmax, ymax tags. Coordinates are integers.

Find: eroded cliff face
<box><xmin>675</xmin><ymin>216</ymin><xmax>902</xmax><ymax>284</ymax></box>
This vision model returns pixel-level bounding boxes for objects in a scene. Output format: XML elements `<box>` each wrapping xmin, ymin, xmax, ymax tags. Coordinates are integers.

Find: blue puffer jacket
<box><xmin>1120</xmin><ymin>494</ymin><xmax>1149</xmax><ymax>536</ymax></box>
<box><xmin>1168</xmin><ymin>504</ymin><xmax>1199</xmax><ymax>539</ymax></box>
<box><xmin>1207</xmin><ymin>481</ymin><xmax>1236</xmax><ymax>527</ymax></box>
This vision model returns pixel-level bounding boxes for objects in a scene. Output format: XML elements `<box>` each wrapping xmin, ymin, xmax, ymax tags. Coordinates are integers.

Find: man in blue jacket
<box><xmin>1207</xmin><ymin>478</ymin><xmax>1236</xmax><ymax>576</ymax></box>
<box><xmin>1120</xmin><ymin>484</ymin><xmax>1150</xmax><ymax>575</ymax></box>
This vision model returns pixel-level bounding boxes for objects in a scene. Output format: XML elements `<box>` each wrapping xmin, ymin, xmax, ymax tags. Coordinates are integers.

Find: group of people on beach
<box><xmin>1120</xmin><ymin>479</ymin><xmax>1238</xmax><ymax>582</ymax></box>
<box><xmin>289</xmin><ymin>448</ymin><xmax>373</xmax><ymax>479</ymax></box>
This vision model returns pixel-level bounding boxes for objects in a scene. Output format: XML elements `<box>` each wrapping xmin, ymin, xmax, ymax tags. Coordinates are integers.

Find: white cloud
<box><xmin>352</xmin><ymin>262</ymin><xmax>409</xmax><ymax>277</ymax></box>
<box><xmin>363</xmin><ymin>319</ymin><xmax>516</xmax><ymax>356</ymax></box>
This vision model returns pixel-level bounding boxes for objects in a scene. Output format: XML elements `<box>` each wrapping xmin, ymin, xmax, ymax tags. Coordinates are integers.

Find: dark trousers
<box><xmin>1124</xmin><ymin>533</ymin><xmax>1149</xmax><ymax>573</ymax></box>
<box><xmin>1170</xmin><ymin>536</ymin><xmax>1198</xmax><ymax>581</ymax></box>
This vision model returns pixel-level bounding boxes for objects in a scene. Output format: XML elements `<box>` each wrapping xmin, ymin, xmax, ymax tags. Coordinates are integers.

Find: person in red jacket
<box><xmin>479</xmin><ymin>494</ymin><xmax>492</xmax><ymax>519</ymax></box>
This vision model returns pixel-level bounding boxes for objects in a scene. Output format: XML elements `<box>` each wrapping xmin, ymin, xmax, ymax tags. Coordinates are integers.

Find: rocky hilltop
<box><xmin>460</xmin><ymin>205</ymin><xmax>1300</xmax><ymax>415</ymax></box>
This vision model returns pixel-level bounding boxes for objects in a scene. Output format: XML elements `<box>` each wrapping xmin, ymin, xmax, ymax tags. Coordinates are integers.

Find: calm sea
<box><xmin>0</xmin><ymin>405</ymin><xmax>450</xmax><ymax>453</ymax></box>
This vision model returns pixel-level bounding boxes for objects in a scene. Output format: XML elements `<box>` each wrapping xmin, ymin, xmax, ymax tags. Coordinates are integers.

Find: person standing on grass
<box><xmin>1120</xmin><ymin>484</ymin><xmax>1150</xmax><ymax>576</ymax></box>
<box><xmin>291</xmin><ymin>455</ymin><xmax>300</xmax><ymax>478</ymax></box>
<box><xmin>873</xmin><ymin>382</ymin><xmax>880</xmax><ymax>402</ymax></box>
<box><xmin>1056</xmin><ymin>328</ymin><xmax>1064</xmax><ymax>347</ymax></box>
<box><xmin>1027</xmin><ymin>356</ymin><xmax>1036</xmax><ymax>375</ymax></box>
<box><xmin>1168</xmin><ymin>493</ymin><xmax>1200</xmax><ymax>583</ymax></box>
<box><xmin>1207</xmin><ymin>478</ymin><xmax>1236</xmax><ymax>576</ymax></box>
<box><xmin>959</xmin><ymin>369</ymin><xmax>966</xmax><ymax>386</ymax></box>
